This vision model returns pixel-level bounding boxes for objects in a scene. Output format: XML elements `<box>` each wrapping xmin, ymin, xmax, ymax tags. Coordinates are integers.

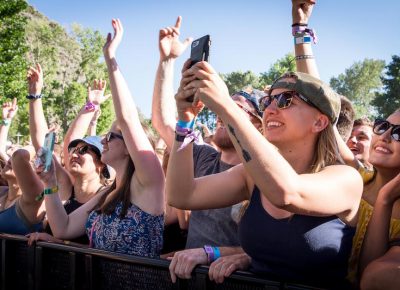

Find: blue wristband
<box><xmin>213</xmin><ymin>247</ymin><xmax>221</xmax><ymax>261</ymax></box>
<box><xmin>177</xmin><ymin>119</ymin><xmax>195</xmax><ymax>130</ymax></box>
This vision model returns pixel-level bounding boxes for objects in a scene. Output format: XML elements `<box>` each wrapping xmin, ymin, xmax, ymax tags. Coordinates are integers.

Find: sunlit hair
<box><xmin>94</xmin><ymin>120</ymin><xmax>156</xmax><ymax>218</ymax></box>
<box><xmin>311</xmin><ymin>123</ymin><xmax>343</xmax><ymax>173</ymax></box>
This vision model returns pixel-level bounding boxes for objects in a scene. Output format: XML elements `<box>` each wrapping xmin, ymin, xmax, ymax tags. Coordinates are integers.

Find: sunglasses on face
<box><xmin>259</xmin><ymin>91</ymin><xmax>316</xmax><ymax>111</ymax></box>
<box><xmin>373</xmin><ymin>119</ymin><xmax>400</xmax><ymax>142</ymax></box>
<box><xmin>105</xmin><ymin>132</ymin><xmax>124</xmax><ymax>143</ymax></box>
<box><xmin>68</xmin><ymin>145</ymin><xmax>93</xmax><ymax>156</ymax></box>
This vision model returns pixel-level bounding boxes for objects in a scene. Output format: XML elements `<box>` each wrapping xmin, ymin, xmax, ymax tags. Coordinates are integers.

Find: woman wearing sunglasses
<box><xmin>167</xmin><ymin>58</ymin><xmax>362</xmax><ymax>287</ymax></box>
<box><xmin>357</xmin><ymin>110</ymin><xmax>400</xmax><ymax>290</ymax></box>
<box><xmin>289</xmin><ymin>2</ymin><xmax>400</xmax><ymax>287</ymax></box>
<box><xmin>39</xmin><ymin>19</ymin><xmax>165</xmax><ymax>258</ymax></box>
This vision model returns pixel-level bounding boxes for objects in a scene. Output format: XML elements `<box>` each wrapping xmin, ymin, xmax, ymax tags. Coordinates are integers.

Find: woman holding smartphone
<box><xmin>167</xmin><ymin>61</ymin><xmax>362</xmax><ymax>287</ymax></box>
<box><xmin>38</xmin><ymin>19</ymin><xmax>165</xmax><ymax>257</ymax></box>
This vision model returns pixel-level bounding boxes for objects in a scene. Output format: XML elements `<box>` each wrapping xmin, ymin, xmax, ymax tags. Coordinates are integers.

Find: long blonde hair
<box><xmin>310</xmin><ymin>123</ymin><xmax>343</xmax><ymax>173</ymax></box>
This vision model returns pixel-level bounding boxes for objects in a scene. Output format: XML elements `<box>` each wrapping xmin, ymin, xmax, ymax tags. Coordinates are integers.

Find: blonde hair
<box><xmin>310</xmin><ymin>123</ymin><xmax>343</xmax><ymax>173</ymax></box>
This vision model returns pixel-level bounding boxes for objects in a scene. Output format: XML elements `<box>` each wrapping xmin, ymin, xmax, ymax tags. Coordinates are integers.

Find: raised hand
<box><xmin>103</xmin><ymin>18</ymin><xmax>123</xmax><ymax>59</ymax></box>
<box><xmin>181</xmin><ymin>61</ymin><xmax>230</xmax><ymax>116</ymax></box>
<box><xmin>87</xmin><ymin>79</ymin><xmax>110</xmax><ymax>105</ymax></box>
<box><xmin>292</xmin><ymin>0</ymin><xmax>316</xmax><ymax>24</ymax></box>
<box><xmin>159</xmin><ymin>16</ymin><xmax>192</xmax><ymax>61</ymax></box>
<box><xmin>27</xmin><ymin>63</ymin><xmax>44</xmax><ymax>96</ymax></box>
<box><xmin>2</xmin><ymin>98</ymin><xmax>18</xmax><ymax>120</ymax></box>
<box><xmin>175</xmin><ymin>59</ymin><xmax>205</xmax><ymax>121</ymax></box>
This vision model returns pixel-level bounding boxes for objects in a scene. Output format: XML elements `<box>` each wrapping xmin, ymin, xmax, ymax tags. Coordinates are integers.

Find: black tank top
<box><xmin>238</xmin><ymin>187</ymin><xmax>355</xmax><ymax>288</ymax></box>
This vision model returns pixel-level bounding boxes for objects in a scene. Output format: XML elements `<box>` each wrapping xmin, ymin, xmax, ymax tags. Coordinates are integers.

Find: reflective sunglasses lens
<box><xmin>260</xmin><ymin>96</ymin><xmax>271</xmax><ymax>111</ymax></box>
<box><xmin>373</xmin><ymin>119</ymin><xmax>389</xmax><ymax>135</ymax></box>
<box><xmin>392</xmin><ymin>126</ymin><xmax>400</xmax><ymax>141</ymax></box>
<box><xmin>79</xmin><ymin>146</ymin><xmax>89</xmax><ymax>155</ymax></box>
<box><xmin>276</xmin><ymin>93</ymin><xmax>293</xmax><ymax>109</ymax></box>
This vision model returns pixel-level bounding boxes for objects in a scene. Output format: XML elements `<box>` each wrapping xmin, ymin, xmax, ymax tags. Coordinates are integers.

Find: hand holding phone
<box><xmin>186</xmin><ymin>35</ymin><xmax>211</xmax><ymax>102</ymax></box>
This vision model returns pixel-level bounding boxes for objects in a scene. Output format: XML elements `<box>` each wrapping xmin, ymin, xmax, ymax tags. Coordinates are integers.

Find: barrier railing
<box><xmin>0</xmin><ymin>233</ymin><xmax>324</xmax><ymax>290</ymax></box>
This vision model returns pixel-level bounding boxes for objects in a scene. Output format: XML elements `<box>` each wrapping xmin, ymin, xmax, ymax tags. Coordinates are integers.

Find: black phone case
<box><xmin>190</xmin><ymin>35</ymin><xmax>211</xmax><ymax>67</ymax></box>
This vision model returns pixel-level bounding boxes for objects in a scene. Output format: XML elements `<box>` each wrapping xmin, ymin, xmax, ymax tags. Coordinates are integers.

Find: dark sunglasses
<box><xmin>68</xmin><ymin>145</ymin><xmax>92</xmax><ymax>156</ymax></box>
<box><xmin>373</xmin><ymin>119</ymin><xmax>400</xmax><ymax>142</ymax></box>
<box><xmin>105</xmin><ymin>132</ymin><xmax>124</xmax><ymax>142</ymax></box>
<box><xmin>259</xmin><ymin>91</ymin><xmax>316</xmax><ymax>111</ymax></box>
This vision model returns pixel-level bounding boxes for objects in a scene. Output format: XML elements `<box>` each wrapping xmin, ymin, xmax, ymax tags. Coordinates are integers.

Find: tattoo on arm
<box><xmin>228</xmin><ymin>124</ymin><xmax>252</xmax><ymax>162</ymax></box>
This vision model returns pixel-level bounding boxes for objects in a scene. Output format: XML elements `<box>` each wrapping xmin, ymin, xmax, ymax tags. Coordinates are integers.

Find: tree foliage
<box><xmin>0</xmin><ymin>0</ymin><xmax>28</xmax><ymax>143</ymax></box>
<box><xmin>330</xmin><ymin>59</ymin><xmax>385</xmax><ymax>117</ymax></box>
<box><xmin>372</xmin><ymin>55</ymin><xmax>400</xmax><ymax>117</ymax></box>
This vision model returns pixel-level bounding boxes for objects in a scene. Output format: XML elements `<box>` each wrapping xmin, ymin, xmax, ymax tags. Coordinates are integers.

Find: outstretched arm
<box><xmin>103</xmin><ymin>19</ymin><xmax>164</xmax><ymax>214</ymax></box>
<box><xmin>27</xmin><ymin>64</ymin><xmax>48</xmax><ymax>151</ymax></box>
<box><xmin>0</xmin><ymin>98</ymin><xmax>18</xmax><ymax>161</ymax></box>
<box><xmin>292</xmin><ymin>0</ymin><xmax>359</xmax><ymax>169</ymax></box>
<box><xmin>151</xmin><ymin>16</ymin><xmax>192</xmax><ymax>149</ymax></box>
<box><xmin>62</xmin><ymin>79</ymin><xmax>109</xmax><ymax>169</ymax></box>
<box><xmin>182</xmin><ymin>61</ymin><xmax>362</xmax><ymax>218</ymax></box>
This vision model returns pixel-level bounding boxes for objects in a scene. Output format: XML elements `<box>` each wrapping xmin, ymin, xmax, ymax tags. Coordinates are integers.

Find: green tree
<box><xmin>372</xmin><ymin>55</ymin><xmax>400</xmax><ymax>117</ymax></box>
<box><xmin>259</xmin><ymin>53</ymin><xmax>296</xmax><ymax>88</ymax></box>
<box><xmin>0</xmin><ymin>0</ymin><xmax>28</xmax><ymax>142</ymax></box>
<box><xmin>222</xmin><ymin>71</ymin><xmax>261</xmax><ymax>95</ymax></box>
<box><xmin>330</xmin><ymin>59</ymin><xmax>385</xmax><ymax>117</ymax></box>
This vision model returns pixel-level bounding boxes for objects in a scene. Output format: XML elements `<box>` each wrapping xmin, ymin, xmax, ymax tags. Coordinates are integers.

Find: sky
<box><xmin>27</xmin><ymin>0</ymin><xmax>400</xmax><ymax>118</ymax></box>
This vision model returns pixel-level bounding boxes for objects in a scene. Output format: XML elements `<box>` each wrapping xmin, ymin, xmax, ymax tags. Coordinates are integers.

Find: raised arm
<box><xmin>103</xmin><ymin>19</ymin><xmax>164</xmax><ymax>201</ymax></box>
<box><xmin>359</xmin><ymin>173</ymin><xmax>400</xmax><ymax>274</ymax></box>
<box><xmin>166</xmin><ymin>60</ymin><xmax>248</xmax><ymax>211</ymax></box>
<box><xmin>0</xmin><ymin>98</ymin><xmax>18</xmax><ymax>161</ymax></box>
<box><xmin>62</xmin><ymin>80</ymin><xmax>109</xmax><ymax>169</ymax></box>
<box><xmin>151</xmin><ymin>16</ymin><xmax>192</xmax><ymax>149</ymax></box>
<box><xmin>27</xmin><ymin>64</ymin><xmax>48</xmax><ymax>151</ymax></box>
<box><xmin>292</xmin><ymin>0</ymin><xmax>319</xmax><ymax>77</ymax></box>
<box><xmin>292</xmin><ymin>0</ymin><xmax>360</xmax><ymax>169</ymax></box>
<box><xmin>182</xmin><ymin>61</ymin><xmax>362</xmax><ymax>218</ymax></box>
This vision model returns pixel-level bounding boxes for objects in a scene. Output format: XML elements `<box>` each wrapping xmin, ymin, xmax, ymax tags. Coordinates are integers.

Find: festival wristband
<box><xmin>26</xmin><ymin>94</ymin><xmax>42</xmax><ymax>100</ymax></box>
<box><xmin>35</xmin><ymin>185</ymin><xmax>59</xmax><ymax>201</ymax></box>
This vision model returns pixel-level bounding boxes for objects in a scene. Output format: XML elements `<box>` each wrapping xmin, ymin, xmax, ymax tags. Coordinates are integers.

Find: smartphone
<box><xmin>43</xmin><ymin>132</ymin><xmax>55</xmax><ymax>172</ymax></box>
<box><xmin>190</xmin><ymin>35</ymin><xmax>211</xmax><ymax>67</ymax></box>
<box><xmin>187</xmin><ymin>35</ymin><xmax>211</xmax><ymax>102</ymax></box>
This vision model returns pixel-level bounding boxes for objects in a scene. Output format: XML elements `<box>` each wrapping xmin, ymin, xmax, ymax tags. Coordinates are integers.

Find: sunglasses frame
<box><xmin>68</xmin><ymin>145</ymin><xmax>91</xmax><ymax>156</ymax></box>
<box><xmin>106</xmin><ymin>132</ymin><xmax>124</xmax><ymax>143</ymax></box>
<box><xmin>373</xmin><ymin>119</ymin><xmax>400</xmax><ymax>142</ymax></box>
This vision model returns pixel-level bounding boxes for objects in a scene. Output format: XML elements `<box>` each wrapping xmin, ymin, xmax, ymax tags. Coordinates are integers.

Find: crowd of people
<box><xmin>0</xmin><ymin>0</ymin><xmax>398</xmax><ymax>289</ymax></box>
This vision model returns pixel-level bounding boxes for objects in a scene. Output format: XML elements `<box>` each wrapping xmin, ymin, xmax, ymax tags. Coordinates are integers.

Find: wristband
<box><xmin>35</xmin><ymin>185</ymin><xmax>59</xmax><ymax>201</ymax></box>
<box><xmin>203</xmin><ymin>245</ymin><xmax>214</xmax><ymax>264</ymax></box>
<box><xmin>213</xmin><ymin>247</ymin><xmax>221</xmax><ymax>261</ymax></box>
<box><xmin>26</xmin><ymin>94</ymin><xmax>42</xmax><ymax>100</ymax></box>
<box><xmin>177</xmin><ymin>119</ymin><xmax>195</xmax><ymax>130</ymax></box>
<box><xmin>84</xmin><ymin>101</ymin><xmax>98</xmax><ymax>111</ymax></box>
<box><xmin>0</xmin><ymin>119</ymin><xmax>10</xmax><ymax>126</ymax></box>
<box><xmin>291</xmin><ymin>23</ymin><xmax>308</xmax><ymax>27</ymax></box>
<box><xmin>295</xmin><ymin>54</ymin><xmax>315</xmax><ymax>61</ymax></box>
<box><xmin>294</xmin><ymin>35</ymin><xmax>312</xmax><ymax>45</ymax></box>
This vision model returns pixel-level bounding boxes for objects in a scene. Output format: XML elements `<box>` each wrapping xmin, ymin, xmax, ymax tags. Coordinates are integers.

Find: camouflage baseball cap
<box><xmin>269</xmin><ymin>72</ymin><xmax>341</xmax><ymax>123</ymax></box>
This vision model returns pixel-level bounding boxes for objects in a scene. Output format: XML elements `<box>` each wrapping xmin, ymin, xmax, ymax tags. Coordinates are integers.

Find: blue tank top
<box><xmin>238</xmin><ymin>187</ymin><xmax>355</xmax><ymax>288</ymax></box>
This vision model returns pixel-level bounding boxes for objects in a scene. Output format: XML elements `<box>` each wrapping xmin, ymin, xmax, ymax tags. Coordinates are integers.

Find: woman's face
<box><xmin>68</xmin><ymin>142</ymin><xmax>102</xmax><ymax>177</ymax></box>
<box><xmin>262</xmin><ymin>78</ymin><xmax>324</xmax><ymax>146</ymax></box>
<box><xmin>101</xmin><ymin>123</ymin><xmax>127</xmax><ymax>166</ymax></box>
<box><xmin>368</xmin><ymin>111</ymin><xmax>400</xmax><ymax>170</ymax></box>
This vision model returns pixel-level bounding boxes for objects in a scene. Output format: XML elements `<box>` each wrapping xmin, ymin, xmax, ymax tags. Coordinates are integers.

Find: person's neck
<box><xmin>275</xmin><ymin>138</ymin><xmax>317</xmax><ymax>174</ymax></box>
<box><xmin>220</xmin><ymin>147</ymin><xmax>241</xmax><ymax>165</ymax></box>
<box><xmin>74</xmin><ymin>174</ymin><xmax>102</xmax><ymax>202</ymax></box>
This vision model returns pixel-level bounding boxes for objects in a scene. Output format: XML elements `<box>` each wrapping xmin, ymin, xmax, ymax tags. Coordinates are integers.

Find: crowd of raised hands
<box><xmin>0</xmin><ymin>1</ymin><xmax>398</xmax><ymax>289</ymax></box>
